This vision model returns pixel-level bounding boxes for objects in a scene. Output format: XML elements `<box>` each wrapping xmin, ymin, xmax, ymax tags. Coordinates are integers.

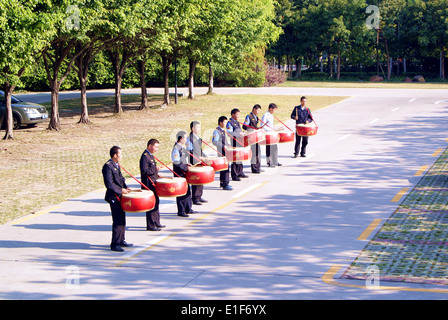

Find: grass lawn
<box><xmin>0</xmin><ymin>92</ymin><xmax>347</xmax><ymax>224</ymax></box>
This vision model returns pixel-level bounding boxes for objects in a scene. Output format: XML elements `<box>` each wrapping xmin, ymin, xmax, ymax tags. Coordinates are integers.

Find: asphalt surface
<box><xmin>2</xmin><ymin>86</ymin><xmax>448</xmax><ymax>300</ymax></box>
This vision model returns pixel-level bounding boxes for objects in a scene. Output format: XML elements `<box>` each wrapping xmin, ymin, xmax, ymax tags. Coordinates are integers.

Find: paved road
<box><xmin>2</xmin><ymin>86</ymin><xmax>448</xmax><ymax>301</ymax></box>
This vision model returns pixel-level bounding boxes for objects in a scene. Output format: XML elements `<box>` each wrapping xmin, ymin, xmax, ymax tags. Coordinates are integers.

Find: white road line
<box><xmin>338</xmin><ymin>134</ymin><xmax>352</xmax><ymax>141</ymax></box>
<box><xmin>120</xmin><ymin>233</ymin><xmax>171</xmax><ymax>260</ymax></box>
<box><xmin>391</xmin><ymin>107</ymin><xmax>400</xmax><ymax>112</ymax></box>
<box><xmin>409</xmin><ymin>98</ymin><xmax>416</xmax><ymax>103</ymax></box>
<box><xmin>231</xmin><ymin>183</ymin><xmax>263</xmax><ymax>199</ymax></box>
<box><xmin>369</xmin><ymin>118</ymin><xmax>380</xmax><ymax>124</ymax></box>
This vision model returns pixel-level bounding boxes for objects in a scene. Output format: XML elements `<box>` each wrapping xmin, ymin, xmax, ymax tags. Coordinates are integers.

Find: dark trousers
<box><xmin>146</xmin><ymin>188</ymin><xmax>161</xmax><ymax>229</ymax></box>
<box><xmin>192</xmin><ymin>185</ymin><xmax>204</xmax><ymax>202</ymax></box>
<box><xmin>231</xmin><ymin>163</ymin><xmax>243</xmax><ymax>180</ymax></box>
<box><xmin>266</xmin><ymin>144</ymin><xmax>278</xmax><ymax>165</ymax></box>
<box><xmin>219</xmin><ymin>166</ymin><xmax>230</xmax><ymax>187</ymax></box>
<box><xmin>294</xmin><ymin>134</ymin><xmax>308</xmax><ymax>156</ymax></box>
<box><xmin>110</xmin><ymin>199</ymin><xmax>126</xmax><ymax>246</ymax></box>
<box><xmin>177</xmin><ymin>185</ymin><xmax>193</xmax><ymax>214</ymax></box>
<box><xmin>251</xmin><ymin>143</ymin><xmax>261</xmax><ymax>173</ymax></box>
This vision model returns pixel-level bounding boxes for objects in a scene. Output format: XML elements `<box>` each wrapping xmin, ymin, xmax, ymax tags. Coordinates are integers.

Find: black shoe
<box><xmin>232</xmin><ymin>177</ymin><xmax>241</xmax><ymax>181</ymax></box>
<box><xmin>156</xmin><ymin>224</ymin><xmax>166</xmax><ymax>228</ymax></box>
<box><xmin>277</xmin><ymin>163</ymin><xmax>282</xmax><ymax>166</ymax></box>
<box><xmin>188</xmin><ymin>210</ymin><xmax>197</xmax><ymax>214</ymax></box>
<box><xmin>178</xmin><ymin>213</ymin><xmax>189</xmax><ymax>217</ymax></box>
<box><xmin>147</xmin><ymin>227</ymin><xmax>162</xmax><ymax>231</ymax></box>
<box><xmin>111</xmin><ymin>244</ymin><xmax>124</xmax><ymax>252</ymax></box>
<box><xmin>199</xmin><ymin>198</ymin><xmax>208</xmax><ymax>203</ymax></box>
<box><xmin>239</xmin><ymin>174</ymin><xmax>249</xmax><ymax>178</ymax></box>
<box><xmin>193</xmin><ymin>201</ymin><xmax>202</xmax><ymax>205</ymax></box>
<box><xmin>293</xmin><ymin>154</ymin><xmax>298</xmax><ymax>158</ymax></box>
<box><xmin>120</xmin><ymin>241</ymin><xmax>133</xmax><ymax>247</ymax></box>
<box><xmin>300</xmin><ymin>154</ymin><xmax>306</xmax><ymax>157</ymax></box>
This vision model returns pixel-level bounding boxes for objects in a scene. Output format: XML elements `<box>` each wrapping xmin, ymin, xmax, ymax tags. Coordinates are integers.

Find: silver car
<box><xmin>0</xmin><ymin>90</ymin><xmax>48</xmax><ymax>129</ymax></box>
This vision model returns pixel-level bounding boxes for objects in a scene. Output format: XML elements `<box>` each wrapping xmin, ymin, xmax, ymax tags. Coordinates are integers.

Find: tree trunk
<box><xmin>161</xmin><ymin>56</ymin><xmax>172</xmax><ymax>105</ymax></box>
<box><xmin>441</xmin><ymin>46</ymin><xmax>446</xmax><ymax>80</ymax></box>
<box><xmin>188</xmin><ymin>58</ymin><xmax>197</xmax><ymax>100</ymax></box>
<box><xmin>136</xmin><ymin>60</ymin><xmax>148</xmax><ymax>110</ymax></box>
<box><xmin>207</xmin><ymin>63</ymin><xmax>214</xmax><ymax>94</ymax></box>
<box><xmin>78</xmin><ymin>69</ymin><xmax>89</xmax><ymax>123</ymax></box>
<box><xmin>384</xmin><ymin>37</ymin><xmax>391</xmax><ymax>80</ymax></box>
<box><xmin>114</xmin><ymin>74</ymin><xmax>123</xmax><ymax>114</ymax></box>
<box><xmin>48</xmin><ymin>83</ymin><xmax>61</xmax><ymax>131</ymax></box>
<box><xmin>3</xmin><ymin>82</ymin><xmax>15</xmax><ymax>140</ymax></box>
<box><xmin>337</xmin><ymin>49</ymin><xmax>341</xmax><ymax>80</ymax></box>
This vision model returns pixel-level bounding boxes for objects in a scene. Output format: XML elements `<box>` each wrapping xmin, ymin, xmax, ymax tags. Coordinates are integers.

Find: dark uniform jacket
<box><xmin>226</xmin><ymin>118</ymin><xmax>243</xmax><ymax>148</ymax></box>
<box><xmin>291</xmin><ymin>106</ymin><xmax>313</xmax><ymax>124</ymax></box>
<box><xmin>172</xmin><ymin>142</ymin><xmax>189</xmax><ymax>177</ymax></box>
<box><xmin>139</xmin><ymin>149</ymin><xmax>158</xmax><ymax>191</ymax></box>
<box><xmin>102</xmin><ymin>160</ymin><xmax>127</xmax><ymax>203</ymax></box>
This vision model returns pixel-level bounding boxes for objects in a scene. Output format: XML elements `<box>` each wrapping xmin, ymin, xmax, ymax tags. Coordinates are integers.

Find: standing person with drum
<box><xmin>171</xmin><ymin>131</ymin><xmax>196</xmax><ymax>217</ymax></box>
<box><xmin>262</xmin><ymin>103</ymin><xmax>282</xmax><ymax>167</ymax></box>
<box><xmin>186</xmin><ymin>121</ymin><xmax>208</xmax><ymax>206</ymax></box>
<box><xmin>291</xmin><ymin>96</ymin><xmax>313</xmax><ymax>158</ymax></box>
<box><xmin>243</xmin><ymin>104</ymin><xmax>262</xmax><ymax>174</ymax></box>
<box><xmin>212</xmin><ymin>116</ymin><xmax>232</xmax><ymax>190</ymax></box>
<box><xmin>227</xmin><ymin>108</ymin><xmax>248</xmax><ymax>181</ymax></box>
<box><xmin>140</xmin><ymin>138</ymin><xmax>165</xmax><ymax>231</ymax></box>
<box><xmin>102</xmin><ymin>146</ymin><xmax>133</xmax><ymax>252</ymax></box>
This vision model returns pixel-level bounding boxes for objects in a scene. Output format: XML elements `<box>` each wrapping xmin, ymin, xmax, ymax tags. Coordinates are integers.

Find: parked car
<box><xmin>0</xmin><ymin>90</ymin><xmax>48</xmax><ymax>129</ymax></box>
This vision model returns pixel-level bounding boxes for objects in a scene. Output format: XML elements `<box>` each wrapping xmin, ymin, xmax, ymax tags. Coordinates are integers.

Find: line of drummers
<box><xmin>102</xmin><ymin>97</ymin><xmax>316</xmax><ymax>251</ymax></box>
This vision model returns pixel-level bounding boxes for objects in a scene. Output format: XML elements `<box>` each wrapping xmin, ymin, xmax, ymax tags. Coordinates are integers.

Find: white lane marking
<box><xmin>391</xmin><ymin>107</ymin><xmax>400</xmax><ymax>112</ymax></box>
<box><xmin>369</xmin><ymin>118</ymin><xmax>380</xmax><ymax>124</ymax></box>
<box><xmin>231</xmin><ymin>183</ymin><xmax>263</xmax><ymax>199</ymax></box>
<box><xmin>120</xmin><ymin>233</ymin><xmax>171</xmax><ymax>260</ymax></box>
<box><xmin>338</xmin><ymin>134</ymin><xmax>352</xmax><ymax>141</ymax></box>
<box><xmin>409</xmin><ymin>98</ymin><xmax>416</xmax><ymax>103</ymax></box>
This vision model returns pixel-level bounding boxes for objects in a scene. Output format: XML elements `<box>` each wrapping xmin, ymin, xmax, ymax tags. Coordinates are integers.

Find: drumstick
<box><xmin>118</xmin><ymin>164</ymin><xmax>151</xmax><ymax>191</ymax></box>
<box><xmin>237</xmin><ymin>121</ymin><xmax>258</xmax><ymax>130</ymax></box>
<box><xmin>258</xmin><ymin>118</ymin><xmax>274</xmax><ymax>130</ymax></box>
<box><xmin>201</xmin><ymin>140</ymin><xmax>225</xmax><ymax>157</ymax></box>
<box><xmin>223</xmin><ymin>129</ymin><xmax>243</xmax><ymax>146</ymax></box>
<box><xmin>273</xmin><ymin>115</ymin><xmax>293</xmax><ymax>132</ymax></box>
<box><xmin>185</xmin><ymin>149</ymin><xmax>207</xmax><ymax>166</ymax></box>
<box><xmin>151</xmin><ymin>154</ymin><xmax>182</xmax><ymax>178</ymax></box>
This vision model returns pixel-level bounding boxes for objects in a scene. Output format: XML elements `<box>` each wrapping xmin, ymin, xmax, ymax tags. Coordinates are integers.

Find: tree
<box><xmin>0</xmin><ymin>0</ymin><xmax>54</xmax><ymax>139</ymax></box>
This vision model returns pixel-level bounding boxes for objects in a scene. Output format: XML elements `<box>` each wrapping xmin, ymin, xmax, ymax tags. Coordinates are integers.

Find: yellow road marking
<box><xmin>432</xmin><ymin>148</ymin><xmax>443</xmax><ymax>157</ymax></box>
<box><xmin>10</xmin><ymin>206</ymin><xmax>61</xmax><ymax>225</ymax></box>
<box><xmin>414</xmin><ymin>165</ymin><xmax>429</xmax><ymax>177</ymax></box>
<box><xmin>116</xmin><ymin>181</ymin><xmax>270</xmax><ymax>266</ymax></box>
<box><xmin>322</xmin><ymin>265</ymin><xmax>448</xmax><ymax>293</ymax></box>
<box><xmin>391</xmin><ymin>187</ymin><xmax>409</xmax><ymax>203</ymax></box>
<box><xmin>357</xmin><ymin>219</ymin><xmax>382</xmax><ymax>241</ymax></box>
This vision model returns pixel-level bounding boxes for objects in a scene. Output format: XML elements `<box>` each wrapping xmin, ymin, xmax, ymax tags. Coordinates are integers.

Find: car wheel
<box><xmin>13</xmin><ymin>114</ymin><xmax>21</xmax><ymax>130</ymax></box>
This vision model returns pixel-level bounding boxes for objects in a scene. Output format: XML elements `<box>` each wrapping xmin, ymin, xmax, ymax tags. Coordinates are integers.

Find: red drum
<box><xmin>225</xmin><ymin>147</ymin><xmax>252</xmax><ymax>162</ymax></box>
<box><xmin>278</xmin><ymin>130</ymin><xmax>295</xmax><ymax>143</ymax></box>
<box><xmin>156</xmin><ymin>177</ymin><xmax>188</xmax><ymax>197</ymax></box>
<box><xmin>121</xmin><ymin>190</ymin><xmax>155</xmax><ymax>213</ymax></box>
<box><xmin>186</xmin><ymin>166</ymin><xmax>215</xmax><ymax>185</ymax></box>
<box><xmin>243</xmin><ymin>130</ymin><xmax>265</xmax><ymax>147</ymax></box>
<box><xmin>260</xmin><ymin>131</ymin><xmax>280</xmax><ymax>145</ymax></box>
<box><xmin>296</xmin><ymin>122</ymin><xmax>318</xmax><ymax>136</ymax></box>
<box><xmin>203</xmin><ymin>156</ymin><xmax>229</xmax><ymax>172</ymax></box>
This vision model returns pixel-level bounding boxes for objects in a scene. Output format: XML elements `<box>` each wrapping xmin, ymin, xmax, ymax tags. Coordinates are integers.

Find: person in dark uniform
<box><xmin>291</xmin><ymin>96</ymin><xmax>313</xmax><ymax>158</ymax></box>
<box><xmin>102</xmin><ymin>146</ymin><xmax>133</xmax><ymax>252</ymax></box>
<box><xmin>243</xmin><ymin>104</ymin><xmax>262</xmax><ymax>174</ymax></box>
<box><xmin>186</xmin><ymin>121</ymin><xmax>208</xmax><ymax>205</ymax></box>
<box><xmin>226</xmin><ymin>108</ymin><xmax>248</xmax><ymax>181</ymax></box>
<box><xmin>140</xmin><ymin>138</ymin><xmax>165</xmax><ymax>231</ymax></box>
<box><xmin>171</xmin><ymin>131</ymin><xmax>196</xmax><ymax>216</ymax></box>
<box><xmin>212</xmin><ymin>116</ymin><xmax>232</xmax><ymax>190</ymax></box>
